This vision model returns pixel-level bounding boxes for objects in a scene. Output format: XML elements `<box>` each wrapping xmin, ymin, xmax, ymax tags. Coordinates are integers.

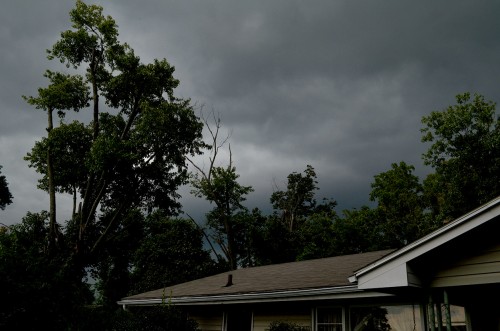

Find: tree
<box><xmin>333</xmin><ymin>207</ymin><xmax>386</xmax><ymax>254</ymax></box>
<box><xmin>130</xmin><ymin>212</ymin><xmax>220</xmax><ymax>294</ymax></box>
<box><xmin>421</xmin><ymin>92</ymin><xmax>500</xmax><ymax>220</ymax></box>
<box><xmin>25</xmin><ymin>121</ymin><xmax>92</xmax><ymax>216</ymax></box>
<box><xmin>90</xmin><ymin>209</ymin><xmax>146</xmax><ymax>311</ymax></box>
<box><xmin>190</xmin><ymin>114</ymin><xmax>254</xmax><ymax>270</ymax></box>
<box><xmin>369</xmin><ymin>161</ymin><xmax>431</xmax><ymax>247</ymax></box>
<box><xmin>271</xmin><ymin>165</ymin><xmax>319</xmax><ymax>232</ymax></box>
<box><xmin>0</xmin><ymin>212</ymin><xmax>93</xmax><ymax>330</ymax></box>
<box><xmin>193</xmin><ymin>166</ymin><xmax>254</xmax><ymax>270</ymax></box>
<box><xmin>19</xmin><ymin>1</ymin><xmax>207</xmax><ymax>327</ymax></box>
<box><xmin>0</xmin><ymin>165</ymin><xmax>13</xmax><ymax>210</ymax></box>
<box><xmin>231</xmin><ymin>208</ymin><xmax>267</xmax><ymax>267</ymax></box>
<box><xmin>254</xmin><ymin>166</ymin><xmax>339</xmax><ymax>264</ymax></box>
<box><xmin>296</xmin><ymin>211</ymin><xmax>339</xmax><ymax>260</ymax></box>
<box><xmin>113</xmin><ymin>305</ymin><xmax>201</xmax><ymax>331</ymax></box>
<box><xmin>24</xmin><ymin>71</ymin><xmax>90</xmax><ymax>248</ymax></box>
<box><xmin>24</xmin><ymin>0</ymin><xmax>205</xmax><ymax>261</ymax></box>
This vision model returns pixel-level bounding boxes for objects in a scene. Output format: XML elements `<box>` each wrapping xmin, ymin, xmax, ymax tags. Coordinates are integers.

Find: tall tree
<box><xmin>421</xmin><ymin>92</ymin><xmax>500</xmax><ymax>220</ymax></box>
<box><xmin>0</xmin><ymin>165</ymin><xmax>13</xmax><ymax>210</ymax></box>
<box><xmin>25</xmin><ymin>121</ymin><xmax>92</xmax><ymax>217</ymax></box>
<box><xmin>25</xmin><ymin>1</ymin><xmax>205</xmax><ymax>263</ymax></box>
<box><xmin>193</xmin><ymin>166</ymin><xmax>253</xmax><ymax>270</ymax></box>
<box><xmin>255</xmin><ymin>166</ymin><xmax>339</xmax><ymax>264</ymax></box>
<box><xmin>23</xmin><ymin>72</ymin><xmax>90</xmax><ymax>247</ymax></box>
<box><xmin>190</xmin><ymin>114</ymin><xmax>254</xmax><ymax>270</ymax></box>
<box><xmin>48</xmin><ymin>0</ymin><xmax>119</xmax><ymax>140</ymax></box>
<box><xmin>191</xmin><ymin>114</ymin><xmax>253</xmax><ymax>270</ymax></box>
<box><xmin>270</xmin><ymin>165</ymin><xmax>319</xmax><ymax>232</ymax></box>
<box><xmin>20</xmin><ymin>3</ymin><xmax>207</xmax><ymax>326</ymax></box>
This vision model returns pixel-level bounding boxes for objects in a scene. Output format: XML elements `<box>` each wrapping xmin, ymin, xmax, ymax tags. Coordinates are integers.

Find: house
<box><xmin>118</xmin><ymin>196</ymin><xmax>500</xmax><ymax>330</ymax></box>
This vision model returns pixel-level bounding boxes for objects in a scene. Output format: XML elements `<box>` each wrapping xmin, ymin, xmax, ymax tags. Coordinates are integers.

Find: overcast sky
<box><xmin>1</xmin><ymin>1</ymin><xmax>499</xmax><ymax>225</ymax></box>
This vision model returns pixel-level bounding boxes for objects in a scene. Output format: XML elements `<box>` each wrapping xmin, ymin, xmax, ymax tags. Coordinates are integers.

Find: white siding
<box><xmin>431</xmin><ymin>242</ymin><xmax>500</xmax><ymax>287</ymax></box>
<box><xmin>190</xmin><ymin>313</ymin><xmax>223</xmax><ymax>331</ymax></box>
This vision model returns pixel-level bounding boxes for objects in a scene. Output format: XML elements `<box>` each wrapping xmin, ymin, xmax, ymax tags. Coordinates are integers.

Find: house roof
<box><xmin>119</xmin><ymin>249</ymin><xmax>394</xmax><ymax>306</ymax></box>
<box><xmin>350</xmin><ymin>196</ymin><xmax>500</xmax><ymax>290</ymax></box>
<box><xmin>119</xmin><ymin>197</ymin><xmax>500</xmax><ymax>307</ymax></box>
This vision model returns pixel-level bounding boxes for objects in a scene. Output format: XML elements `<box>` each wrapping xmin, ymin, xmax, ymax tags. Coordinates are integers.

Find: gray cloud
<box><xmin>1</xmin><ymin>0</ymin><xmax>499</xmax><ymax>224</ymax></box>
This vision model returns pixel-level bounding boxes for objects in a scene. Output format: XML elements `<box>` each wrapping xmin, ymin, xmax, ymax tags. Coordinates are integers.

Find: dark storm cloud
<box><xmin>1</xmin><ymin>0</ymin><xmax>499</xmax><ymax>224</ymax></box>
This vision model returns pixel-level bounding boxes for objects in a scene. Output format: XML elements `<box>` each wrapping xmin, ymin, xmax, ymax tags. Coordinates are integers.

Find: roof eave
<box><xmin>353</xmin><ymin>196</ymin><xmax>500</xmax><ymax>281</ymax></box>
<box><xmin>118</xmin><ymin>285</ymin><xmax>393</xmax><ymax>307</ymax></box>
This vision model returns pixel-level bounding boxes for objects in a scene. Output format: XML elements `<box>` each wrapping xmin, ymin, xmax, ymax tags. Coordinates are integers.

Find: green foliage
<box><xmin>193</xmin><ymin>166</ymin><xmax>253</xmax><ymax>213</ymax></box>
<box><xmin>24</xmin><ymin>0</ymin><xmax>205</xmax><ymax>256</ymax></box>
<box><xmin>67</xmin><ymin>305</ymin><xmax>200</xmax><ymax>331</ymax></box>
<box><xmin>252</xmin><ymin>215</ymin><xmax>300</xmax><ymax>265</ymax></box>
<box><xmin>271</xmin><ymin>164</ymin><xmax>319</xmax><ymax>232</ymax></box>
<box><xmin>130</xmin><ymin>213</ymin><xmax>220</xmax><ymax>294</ymax></box>
<box><xmin>0</xmin><ymin>212</ymin><xmax>93</xmax><ymax>330</ymax></box>
<box><xmin>89</xmin><ymin>209</ymin><xmax>145</xmax><ymax>310</ymax></box>
<box><xmin>333</xmin><ymin>207</ymin><xmax>386</xmax><ymax>254</ymax></box>
<box><xmin>25</xmin><ymin>121</ymin><xmax>92</xmax><ymax>194</ymax></box>
<box><xmin>113</xmin><ymin>306</ymin><xmax>200</xmax><ymax>331</ymax></box>
<box><xmin>369</xmin><ymin>161</ymin><xmax>431</xmax><ymax>247</ymax></box>
<box><xmin>296</xmin><ymin>212</ymin><xmax>338</xmax><ymax>260</ymax></box>
<box><xmin>231</xmin><ymin>208</ymin><xmax>267</xmax><ymax>267</ymax></box>
<box><xmin>23</xmin><ymin>71</ymin><xmax>90</xmax><ymax>116</ymax></box>
<box><xmin>48</xmin><ymin>0</ymin><xmax>119</xmax><ymax>69</ymax></box>
<box><xmin>192</xmin><ymin>165</ymin><xmax>254</xmax><ymax>269</ymax></box>
<box><xmin>254</xmin><ymin>166</ymin><xmax>339</xmax><ymax>264</ymax></box>
<box><xmin>268</xmin><ymin>320</ymin><xmax>310</xmax><ymax>331</ymax></box>
<box><xmin>0</xmin><ymin>166</ymin><xmax>13</xmax><ymax>210</ymax></box>
<box><xmin>421</xmin><ymin>92</ymin><xmax>500</xmax><ymax>219</ymax></box>
<box><xmin>18</xmin><ymin>1</ymin><xmax>209</xmax><ymax>328</ymax></box>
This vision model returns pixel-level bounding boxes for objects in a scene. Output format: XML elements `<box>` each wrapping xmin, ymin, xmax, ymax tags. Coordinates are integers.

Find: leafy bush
<box><xmin>269</xmin><ymin>320</ymin><xmax>310</xmax><ymax>331</ymax></box>
<box><xmin>113</xmin><ymin>305</ymin><xmax>200</xmax><ymax>331</ymax></box>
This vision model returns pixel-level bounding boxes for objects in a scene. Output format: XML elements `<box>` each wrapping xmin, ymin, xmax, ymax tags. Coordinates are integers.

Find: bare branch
<box><xmin>189</xmin><ymin>108</ymin><xmax>232</xmax><ymax>181</ymax></box>
<box><xmin>186</xmin><ymin>213</ymin><xmax>225</xmax><ymax>264</ymax></box>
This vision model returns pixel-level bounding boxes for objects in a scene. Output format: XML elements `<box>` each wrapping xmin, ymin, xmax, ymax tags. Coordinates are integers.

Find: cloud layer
<box><xmin>1</xmin><ymin>0</ymin><xmax>499</xmax><ymax>224</ymax></box>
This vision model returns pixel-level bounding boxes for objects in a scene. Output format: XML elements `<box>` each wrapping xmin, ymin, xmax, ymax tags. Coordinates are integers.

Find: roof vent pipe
<box><xmin>225</xmin><ymin>274</ymin><xmax>233</xmax><ymax>287</ymax></box>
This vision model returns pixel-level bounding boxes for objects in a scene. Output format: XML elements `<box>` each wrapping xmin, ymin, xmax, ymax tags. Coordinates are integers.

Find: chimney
<box><xmin>225</xmin><ymin>274</ymin><xmax>233</xmax><ymax>287</ymax></box>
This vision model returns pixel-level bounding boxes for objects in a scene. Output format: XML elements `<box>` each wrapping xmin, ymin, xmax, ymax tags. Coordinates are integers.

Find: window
<box><xmin>316</xmin><ymin>307</ymin><xmax>343</xmax><ymax>331</ymax></box>
<box><xmin>225</xmin><ymin>310</ymin><xmax>252</xmax><ymax>331</ymax></box>
<box><xmin>428</xmin><ymin>304</ymin><xmax>466</xmax><ymax>331</ymax></box>
<box><xmin>350</xmin><ymin>305</ymin><xmax>424</xmax><ymax>331</ymax></box>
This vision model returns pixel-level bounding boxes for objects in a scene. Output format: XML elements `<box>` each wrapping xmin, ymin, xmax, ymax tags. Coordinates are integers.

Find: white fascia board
<box><xmin>352</xmin><ymin>196</ymin><xmax>500</xmax><ymax>288</ymax></box>
<box><xmin>117</xmin><ymin>286</ymin><xmax>394</xmax><ymax>307</ymax></box>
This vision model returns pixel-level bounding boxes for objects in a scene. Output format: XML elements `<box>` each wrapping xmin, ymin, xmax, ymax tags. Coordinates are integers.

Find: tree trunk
<box><xmin>47</xmin><ymin>107</ymin><xmax>58</xmax><ymax>250</ymax></box>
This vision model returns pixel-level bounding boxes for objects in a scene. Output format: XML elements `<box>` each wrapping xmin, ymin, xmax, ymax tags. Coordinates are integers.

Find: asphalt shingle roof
<box><xmin>123</xmin><ymin>250</ymin><xmax>394</xmax><ymax>301</ymax></box>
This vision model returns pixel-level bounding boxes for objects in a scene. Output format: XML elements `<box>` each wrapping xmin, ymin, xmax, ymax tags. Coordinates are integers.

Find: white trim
<box><xmin>314</xmin><ymin>306</ymin><xmax>344</xmax><ymax>331</ymax></box>
<box><xmin>118</xmin><ymin>286</ymin><xmax>394</xmax><ymax>307</ymax></box>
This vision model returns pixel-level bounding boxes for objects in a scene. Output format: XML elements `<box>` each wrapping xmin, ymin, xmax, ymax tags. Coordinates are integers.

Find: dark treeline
<box><xmin>1</xmin><ymin>1</ymin><xmax>500</xmax><ymax>330</ymax></box>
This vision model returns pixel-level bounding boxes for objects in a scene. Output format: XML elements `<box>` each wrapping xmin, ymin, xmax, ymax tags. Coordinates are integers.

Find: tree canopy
<box><xmin>24</xmin><ymin>0</ymin><xmax>205</xmax><ymax>259</ymax></box>
<box><xmin>10</xmin><ymin>1</ymin><xmax>209</xmax><ymax>328</ymax></box>
<box><xmin>421</xmin><ymin>92</ymin><xmax>500</xmax><ymax>220</ymax></box>
<box><xmin>0</xmin><ymin>166</ymin><xmax>13</xmax><ymax>211</ymax></box>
